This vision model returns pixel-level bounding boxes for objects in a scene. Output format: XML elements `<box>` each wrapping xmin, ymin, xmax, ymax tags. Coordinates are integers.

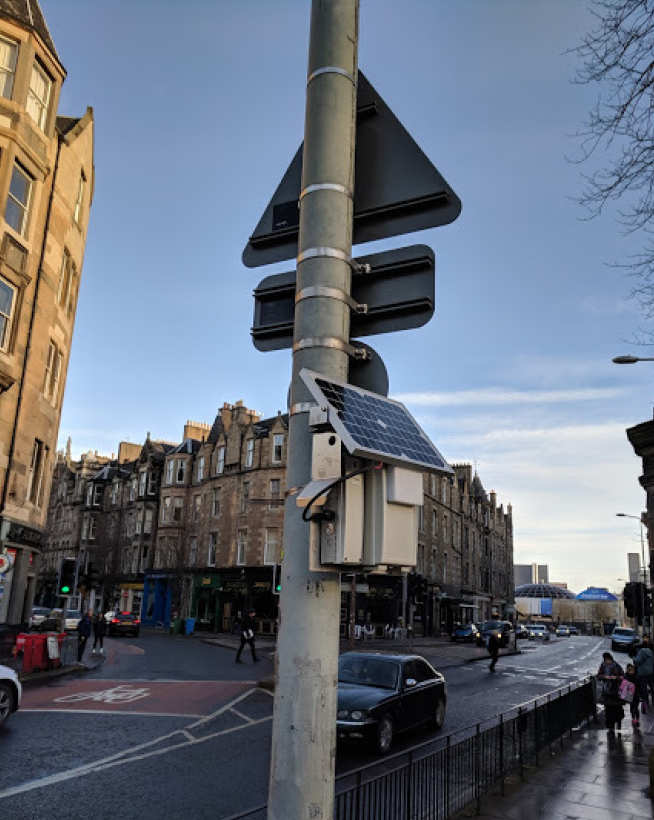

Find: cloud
<box><xmin>394</xmin><ymin>387</ymin><xmax>624</xmax><ymax>407</ymax></box>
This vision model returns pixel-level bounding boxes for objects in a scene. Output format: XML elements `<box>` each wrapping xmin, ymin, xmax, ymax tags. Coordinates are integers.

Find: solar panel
<box><xmin>300</xmin><ymin>369</ymin><xmax>453</xmax><ymax>473</ymax></box>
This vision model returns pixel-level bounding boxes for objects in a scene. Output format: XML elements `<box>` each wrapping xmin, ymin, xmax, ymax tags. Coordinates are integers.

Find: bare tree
<box><xmin>573</xmin><ymin>0</ymin><xmax>654</xmax><ymax>317</ymax></box>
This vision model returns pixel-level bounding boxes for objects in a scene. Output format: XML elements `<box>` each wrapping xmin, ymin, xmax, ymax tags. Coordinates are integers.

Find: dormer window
<box><xmin>272</xmin><ymin>434</ymin><xmax>284</xmax><ymax>464</ymax></box>
<box><xmin>197</xmin><ymin>456</ymin><xmax>205</xmax><ymax>482</ymax></box>
<box><xmin>0</xmin><ymin>36</ymin><xmax>17</xmax><ymax>100</ymax></box>
<box><xmin>176</xmin><ymin>459</ymin><xmax>186</xmax><ymax>483</ymax></box>
<box><xmin>26</xmin><ymin>61</ymin><xmax>51</xmax><ymax>131</ymax></box>
<box><xmin>216</xmin><ymin>446</ymin><xmax>225</xmax><ymax>475</ymax></box>
<box><xmin>139</xmin><ymin>471</ymin><xmax>147</xmax><ymax>496</ymax></box>
<box><xmin>166</xmin><ymin>459</ymin><xmax>174</xmax><ymax>485</ymax></box>
<box><xmin>245</xmin><ymin>439</ymin><xmax>254</xmax><ymax>469</ymax></box>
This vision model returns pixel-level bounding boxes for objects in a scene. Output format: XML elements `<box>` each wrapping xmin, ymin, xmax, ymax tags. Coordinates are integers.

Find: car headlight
<box><xmin>337</xmin><ymin>710</ymin><xmax>349</xmax><ymax>720</ymax></box>
<box><xmin>350</xmin><ymin>710</ymin><xmax>365</xmax><ymax>721</ymax></box>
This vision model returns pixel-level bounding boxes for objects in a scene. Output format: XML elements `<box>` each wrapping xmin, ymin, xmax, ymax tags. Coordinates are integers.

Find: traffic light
<box><xmin>86</xmin><ymin>562</ymin><xmax>100</xmax><ymax>589</ymax></box>
<box><xmin>624</xmin><ymin>583</ymin><xmax>636</xmax><ymax>617</ymax></box>
<box><xmin>645</xmin><ymin>588</ymin><xmax>653</xmax><ymax>617</ymax></box>
<box><xmin>59</xmin><ymin>557</ymin><xmax>76</xmax><ymax>596</ymax></box>
<box><xmin>273</xmin><ymin>564</ymin><xmax>282</xmax><ymax>595</ymax></box>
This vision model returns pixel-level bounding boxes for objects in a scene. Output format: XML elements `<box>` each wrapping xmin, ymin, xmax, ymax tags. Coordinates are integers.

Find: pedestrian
<box><xmin>597</xmin><ymin>651</ymin><xmax>624</xmax><ymax>733</ymax></box>
<box><xmin>77</xmin><ymin>610</ymin><xmax>92</xmax><ymax>662</ymax></box>
<box><xmin>235</xmin><ymin>608</ymin><xmax>258</xmax><ymax>664</ymax></box>
<box><xmin>487</xmin><ymin>631</ymin><xmax>501</xmax><ymax>672</ymax></box>
<box><xmin>635</xmin><ymin>637</ymin><xmax>654</xmax><ymax>710</ymax></box>
<box><xmin>624</xmin><ymin>663</ymin><xmax>640</xmax><ymax>728</ymax></box>
<box><xmin>92</xmin><ymin>611</ymin><xmax>106</xmax><ymax>655</ymax></box>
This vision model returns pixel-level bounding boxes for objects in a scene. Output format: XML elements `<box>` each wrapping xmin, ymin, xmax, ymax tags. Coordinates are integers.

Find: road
<box><xmin>0</xmin><ymin>632</ymin><xmax>607</xmax><ymax>819</ymax></box>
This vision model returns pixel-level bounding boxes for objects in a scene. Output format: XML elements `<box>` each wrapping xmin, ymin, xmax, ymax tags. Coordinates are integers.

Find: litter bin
<box><xmin>16</xmin><ymin>633</ymin><xmax>48</xmax><ymax>674</ymax></box>
<box><xmin>185</xmin><ymin>617</ymin><xmax>195</xmax><ymax>636</ymax></box>
<box><xmin>46</xmin><ymin>633</ymin><xmax>63</xmax><ymax>668</ymax></box>
<box><xmin>170</xmin><ymin>618</ymin><xmax>183</xmax><ymax>635</ymax></box>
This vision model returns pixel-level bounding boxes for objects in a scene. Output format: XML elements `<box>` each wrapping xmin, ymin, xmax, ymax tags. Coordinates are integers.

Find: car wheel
<box><xmin>375</xmin><ymin>715</ymin><xmax>394</xmax><ymax>755</ymax></box>
<box><xmin>432</xmin><ymin>697</ymin><xmax>446</xmax><ymax>730</ymax></box>
<box><xmin>0</xmin><ymin>683</ymin><xmax>15</xmax><ymax>727</ymax></box>
<box><xmin>134</xmin><ymin>630</ymin><xmax>140</xmax><ymax>637</ymax></box>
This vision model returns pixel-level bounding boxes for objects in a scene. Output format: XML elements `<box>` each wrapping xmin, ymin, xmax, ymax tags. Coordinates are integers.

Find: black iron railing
<box><xmin>228</xmin><ymin>677</ymin><xmax>596</xmax><ymax>820</ymax></box>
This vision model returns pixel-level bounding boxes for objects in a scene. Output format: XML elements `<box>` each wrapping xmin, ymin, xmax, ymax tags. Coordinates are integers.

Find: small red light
<box><xmin>133</xmin><ymin>619</ymin><xmax>140</xmax><ymax>624</ymax></box>
<box><xmin>111</xmin><ymin>618</ymin><xmax>120</xmax><ymax>623</ymax></box>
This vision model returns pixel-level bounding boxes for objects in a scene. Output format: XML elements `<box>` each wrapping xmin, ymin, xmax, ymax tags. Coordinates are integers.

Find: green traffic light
<box><xmin>61</xmin><ymin>585</ymin><xmax>70</xmax><ymax>593</ymax></box>
<box><xmin>276</xmin><ymin>585</ymin><xmax>281</xmax><ymax>592</ymax></box>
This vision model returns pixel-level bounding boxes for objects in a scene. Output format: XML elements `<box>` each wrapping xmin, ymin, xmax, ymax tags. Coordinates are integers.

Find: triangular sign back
<box><xmin>242</xmin><ymin>72</ymin><xmax>461</xmax><ymax>268</ymax></box>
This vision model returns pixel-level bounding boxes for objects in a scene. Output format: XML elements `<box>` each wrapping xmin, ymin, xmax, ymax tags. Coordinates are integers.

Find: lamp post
<box><xmin>616</xmin><ymin>513</ymin><xmax>649</xmax><ymax>635</ymax></box>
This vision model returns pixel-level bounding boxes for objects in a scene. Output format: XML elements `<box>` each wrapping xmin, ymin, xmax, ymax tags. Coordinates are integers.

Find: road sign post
<box><xmin>266</xmin><ymin>2</ymin><xmax>359</xmax><ymax>818</ymax></box>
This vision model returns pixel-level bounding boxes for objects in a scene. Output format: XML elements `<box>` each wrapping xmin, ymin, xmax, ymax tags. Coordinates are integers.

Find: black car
<box><xmin>108</xmin><ymin>612</ymin><xmax>140</xmax><ymax>637</ymax></box>
<box><xmin>515</xmin><ymin>624</ymin><xmax>530</xmax><ymax>639</ymax></box>
<box><xmin>337</xmin><ymin>652</ymin><xmax>446</xmax><ymax>754</ymax></box>
<box><xmin>476</xmin><ymin>620</ymin><xmax>513</xmax><ymax>648</ymax></box>
<box><xmin>451</xmin><ymin>623</ymin><xmax>479</xmax><ymax>643</ymax></box>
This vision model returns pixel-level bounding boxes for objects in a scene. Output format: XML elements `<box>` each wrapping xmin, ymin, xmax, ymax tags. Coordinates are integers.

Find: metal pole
<box><xmin>349</xmin><ymin>572</ymin><xmax>356</xmax><ymax>649</ymax></box>
<box><xmin>267</xmin><ymin>3</ymin><xmax>359</xmax><ymax>818</ymax></box>
<box><xmin>641</xmin><ymin>520</ymin><xmax>649</xmax><ymax>636</ymax></box>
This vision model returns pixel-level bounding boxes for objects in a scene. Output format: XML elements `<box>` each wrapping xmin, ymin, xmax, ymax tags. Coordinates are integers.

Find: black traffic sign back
<box><xmin>252</xmin><ymin>245</ymin><xmax>435</xmax><ymax>351</ymax></box>
<box><xmin>242</xmin><ymin>73</ymin><xmax>461</xmax><ymax>268</ymax></box>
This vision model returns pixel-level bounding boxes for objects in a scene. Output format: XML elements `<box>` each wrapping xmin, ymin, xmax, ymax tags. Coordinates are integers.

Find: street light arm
<box><xmin>613</xmin><ymin>355</ymin><xmax>654</xmax><ymax>364</ymax></box>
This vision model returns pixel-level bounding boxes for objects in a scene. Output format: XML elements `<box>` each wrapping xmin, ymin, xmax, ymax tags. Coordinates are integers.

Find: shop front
<box><xmin>142</xmin><ymin>573</ymin><xmax>173</xmax><ymax>628</ymax></box>
<box><xmin>191</xmin><ymin>573</ymin><xmax>222</xmax><ymax>632</ymax></box>
<box><xmin>0</xmin><ymin>518</ymin><xmax>41</xmax><ymax>625</ymax></box>
<box><xmin>120</xmin><ymin>582</ymin><xmax>144</xmax><ymax>616</ymax></box>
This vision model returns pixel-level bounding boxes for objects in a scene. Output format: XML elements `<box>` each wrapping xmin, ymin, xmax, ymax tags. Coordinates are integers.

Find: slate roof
<box><xmin>471</xmin><ymin>473</ymin><xmax>487</xmax><ymax>501</ymax></box>
<box><xmin>0</xmin><ymin>0</ymin><xmax>59</xmax><ymax>61</ymax></box>
<box><xmin>169</xmin><ymin>438</ymin><xmax>201</xmax><ymax>455</ymax></box>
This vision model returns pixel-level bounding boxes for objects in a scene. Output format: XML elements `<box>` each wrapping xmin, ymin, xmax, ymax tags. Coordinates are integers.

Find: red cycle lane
<box><xmin>21</xmin><ymin>679</ymin><xmax>253</xmax><ymax>717</ymax></box>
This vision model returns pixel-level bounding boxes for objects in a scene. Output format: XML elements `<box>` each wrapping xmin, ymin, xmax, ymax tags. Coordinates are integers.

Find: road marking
<box><xmin>186</xmin><ymin>687</ymin><xmax>256</xmax><ymax>729</ymax></box>
<box><xmin>0</xmin><ymin>688</ymin><xmax>273</xmax><ymax>802</ymax></box>
<box><xmin>54</xmin><ymin>684</ymin><xmax>151</xmax><ymax>704</ymax></box>
<box><xmin>230</xmin><ymin>707</ymin><xmax>254</xmax><ymax>723</ymax></box>
<box><xmin>20</xmin><ymin>709</ymin><xmax>205</xmax><ymax>718</ymax></box>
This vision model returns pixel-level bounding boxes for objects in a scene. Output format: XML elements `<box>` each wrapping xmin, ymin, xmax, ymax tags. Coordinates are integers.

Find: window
<box><xmin>0</xmin><ymin>36</ymin><xmax>17</xmax><ymax>99</ymax></box>
<box><xmin>193</xmin><ymin>494</ymin><xmax>201</xmax><ymax>521</ymax></box>
<box><xmin>129</xmin><ymin>477</ymin><xmax>137</xmax><ymax>501</ymax></box>
<box><xmin>237</xmin><ymin>529</ymin><xmax>247</xmax><ymax>565</ymax></box>
<box><xmin>86</xmin><ymin>483</ymin><xmax>93</xmax><ymax>507</ymax></box>
<box><xmin>197</xmin><ymin>456</ymin><xmax>205</xmax><ymax>482</ymax></box>
<box><xmin>245</xmin><ymin>439</ymin><xmax>254</xmax><ymax>468</ymax></box>
<box><xmin>175</xmin><ymin>459</ymin><xmax>186</xmax><ymax>484</ymax></box>
<box><xmin>432</xmin><ymin>510</ymin><xmax>437</xmax><ymax>537</ymax></box>
<box><xmin>430</xmin><ymin>474</ymin><xmax>436</xmax><ymax>496</ymax></box>
<box><xmin>173</xmin><ymin>497</ymin><xmax>183</xmax><ymax>522</ymax></box>
<box><xmin>144</xmin><ymin>508</ymin><xmax>153</xmax><ymax>534</ymax></box>
<box><xmin>442</xmin><ymin>515</ymin><xmax>448</xmax><ymax>542</ymax></box>
<box><xmin>135</xmin><ymin>514</ymin><xmax>142</xmax><ymax>534</ymax></box>
<box><xmin>74</xmin><ymin>172</ymin><xmax>85</xmax><ymax>224</ymax></box>
<box><xmin>208</xmin><ymin>533</ymin><xmax>217</xmax><ymax>567</ymax></box>
<box><xmin>269</xmin><ymin>479</ymin><xmax>281</xmax><ymax>510</ymax></box>
<box><xmin>81</xmin><ymin>514</ymin><xmax>88</xmax><ymax>540</ymax></box>
<box><xmin>418</xmin><ymin>504</ymin><xmax>424</xmax><ymax>531</ymax></box>
<box><xmin>42</xmin><ymin>341</ymin><xmax>62</xmax><ymax>403</ymax></box>
<box><xmin>166</xmin><ymin>459</ymin><xmax>174</xmax><ymax>485</ymax></box>
<box><xmin>264</xmin><ymin>528</ymin><xmax>279</xmax><ymax>565</ymax></box>
<box><xmin>88</xmin><ymin>516</ymin><xmax>96</xmax><ymax>541</ymax></box>
<box><xmin>0</xmin><ymin>274</ymin><xmax>15</xmax><ymax>352</ymax></box>
<box><xmin>139</xmin><ymin>471</ymin><xmax>147</xmax><ymax>496</ymax></box>
<box><xmin>216</xmin><ymin>446</ymin><xmax>225</xmax><ymax>474</ymax></box>
<box><xmin>189</xmin><ymin>537</ymin><xmax>198</xmax><ymax>566</ymax></box>
<box><xmin>5</xmin><ymin>163</ymin><xmax>32</xmax><ymax>236</ymax></box>
<box><xmin>92</xmin><ymin>485</ymin><xmax>102</xmax><ymax>506</ymax></box>
<box><xmin>57</xmin><ymin>251</ymin><xmax>72</xmax><ymax>308</ymax></box>
<box><xmin>162</xmin><ymin>496</ymin><xmax>171</xmax><ymax>522</ymax></box>
<box><xmin>111</xmin><ymin>483</ymin><xmax>118</xmax><ymax>506</ymax></box>
<box><xmin>441</xmin><ymin>480</ymin><xmax>447</xmax><ymax>505</ymax></box>
<box><xmin>212</xmin><ymin>487</ymin><xmax>221</xmax><ymax>517</ymax></box>
<box><xmin>272</xmin><ymin>434</ymin><xmax>284</xmax><ymax>464</ymax></box>
<box><xmin>147</xmin><ymin>472</ymin><xmax>157</xmax><ymax>495</ymax></box>
<box><xmin>26</xmin><ymin>61</ymin><xmax>51</xmax><ymax>130</ymax></box>
<box><xmin>241</xmin><ymin>481</ymin><xmax>249</xmax><ymax>513</ymax></box>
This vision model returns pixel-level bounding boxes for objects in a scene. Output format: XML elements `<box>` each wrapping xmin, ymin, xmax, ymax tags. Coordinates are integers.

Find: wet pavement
<box><xmin>461</xmin><ymin>709</ymin><xmax>654</xmax><ymax>820</ymax></box>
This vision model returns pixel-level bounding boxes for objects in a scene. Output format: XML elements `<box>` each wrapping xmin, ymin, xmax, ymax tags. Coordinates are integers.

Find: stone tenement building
<box><xmin>40</xmin><ymin>399</ymin><xmax>514</xmax><ymax>635</ymax></box>
<box><xmin>0</xmin><ymin>0</ymin><xmax>94</xmax><ymax>624</ymax></box>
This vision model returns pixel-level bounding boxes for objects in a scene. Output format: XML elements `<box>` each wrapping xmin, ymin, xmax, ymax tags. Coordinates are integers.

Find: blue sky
<box><xmin>42</xmin><ymin>0</ymin><xmax>654</xmax><ymax>592</ymax></box>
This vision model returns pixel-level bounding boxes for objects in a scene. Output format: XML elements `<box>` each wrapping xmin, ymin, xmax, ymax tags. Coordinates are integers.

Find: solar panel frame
<box><xmin>300</xmin><ymin>368</ymin><xmax>453</xmax><ymax>474</ymax></box>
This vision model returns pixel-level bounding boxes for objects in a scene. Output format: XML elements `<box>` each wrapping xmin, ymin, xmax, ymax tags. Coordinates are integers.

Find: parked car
<box><xmin>476</xmin><ymin>620</ymin><xmax>513</xmax><ymax>648</ymax></box>
<box><xmin>526</xmin><ymin>623</ymin><xmax>550</xmax><ymax>641</ymax></box>
<box><xmin>555</xmin><ymin>625</ymin><xmax>570</xmax><ymax>637</ymax></box>
<box><xmin>337</xmin><ymin>652</ymin><xmax>446</xmax><ymax>754</ymax></box>
<box><xmin>610</xmin><ymin>627</ymin><xmax>640</xmax><ymax>653</ymax></box>
<box><xmin>451</xmin><ymin>623</ymin><xmax>479</xmax><ymax>643</ymax></box>
<box><xmin>0</xmin><ymin>663</ymin><xmax>22</xmax><ymax>726</ymax></box>
<box><xmin>108</xmin><ymin>612</ymin><xmax>140</xmax><ymax>637</ymax></box>
<box><xmin>29</xmin><ymin>606</ymin><xmax>51</xmax><ymax>630</ymax></box>
<box><xmin>568</xmin><ymin>626</ymin><xmax>579</xmax><ymax>636</ymax></box>
<box><xmin>515</xmin><ymin>624</ymin><xmax>530</xmax><ymax>639</ymax></box>
<box><xmin>38</xmin><ymin>608</ymin><xmax>81</xmax><ymax>632</ymax></box>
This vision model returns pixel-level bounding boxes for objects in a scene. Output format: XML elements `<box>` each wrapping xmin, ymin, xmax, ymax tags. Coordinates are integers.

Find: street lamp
<box><xmin>616</xmin><ymin>513</ymin><xmax>649</xmax><ymax>634</ymax></box>
<box><xmin>612</xmin><ymin>355</ymin><xmax>654</xmax><ymax>364</ymax></box>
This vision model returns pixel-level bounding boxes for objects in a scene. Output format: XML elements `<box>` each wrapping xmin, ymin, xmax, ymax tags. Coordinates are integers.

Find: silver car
<box><xmin>526</xmin><ymin>623</ymin><xmax>550</xmax><ymax>641</ymax></box>
<box><xmin>0</xmin><ymin>663</ymin><xmax>22</xmax><ymax>726</ymax></box>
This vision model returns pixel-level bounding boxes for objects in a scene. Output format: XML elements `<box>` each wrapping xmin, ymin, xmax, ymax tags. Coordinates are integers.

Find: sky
<box><xmin>40</xmin><ymin>0</ymin><xmax>654</xmax><ymax>593</ymax></box>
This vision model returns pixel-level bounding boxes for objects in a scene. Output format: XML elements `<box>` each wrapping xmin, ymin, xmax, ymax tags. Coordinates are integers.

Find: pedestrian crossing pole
<box><xmin>267</xmin><ymin>2</ymin><xmax>359</xmax><ymax>817</ymax></box>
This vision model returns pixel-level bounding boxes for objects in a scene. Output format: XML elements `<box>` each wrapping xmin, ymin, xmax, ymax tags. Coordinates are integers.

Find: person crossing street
<box><xmin>77</xmin><ymin>610</ymin><xmax>92</xmax><ymax>662</ymax></box>
<box><xmin>235</xmin><ymin>609</ymin><xmax>259</xmax><ymax>664</ymax></box>
<box><xmin>488</xmin><ymin>631</ymin><xmax>501</xmax><ymax>672</ymax></box>
<box><xmin>92</xmin><ymin>611</ymin><xmax>106</xmax><ymax>655</ymax></box>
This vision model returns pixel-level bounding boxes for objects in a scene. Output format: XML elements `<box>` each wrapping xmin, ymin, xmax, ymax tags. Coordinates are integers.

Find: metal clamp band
<box><xmin>299</xmin><ymin>183</ymin><xmax>352</xmax><ymax>201</ymax></box>
<box><xmin>293</xmin><ymin>337</ymin><xmax>370</xmax><ymax>360</ymax></box>
<box><xmin>295</xmin><ymin>285</ymin><xmax>367</xmax><ymax>314</ymax></box>
<box><xmin>297</xmin><ymin>247</ymin><xmax>370</xmax><ymax>274</ymax></box>
<box><xmin>307</xmin><ymin>66</ymin><xmax>356</xmax><ymax>86</ymax></box>
<box><xmin>290</xmin><ymin>402</ymin><xmax>317</xmax><ymax>416</ymax></box>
